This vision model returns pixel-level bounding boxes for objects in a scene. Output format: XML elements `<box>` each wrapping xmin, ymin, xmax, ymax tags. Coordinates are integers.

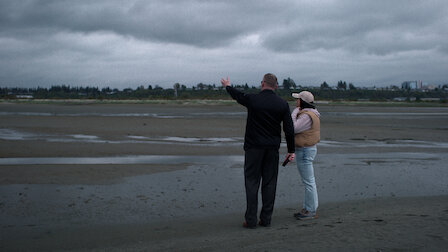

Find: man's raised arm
<box><xmin>221</xmin><ymin>76</ymin><xmax>249</xmax><ymax>106</ymax></box>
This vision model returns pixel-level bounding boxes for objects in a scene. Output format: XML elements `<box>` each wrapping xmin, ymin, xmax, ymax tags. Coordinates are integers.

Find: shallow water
<box><xmin>0</xmin><ymin>149</ymin><xmax>446</xmax><ymax>166</ymax></box>
<box><xmin>2</xmin><ymin>110</ymin><xmax>448</xmax><ymax>118</ymax></box>
<box><xmin>1</xmin><ymin>128</ymin><xmax>448</xmax><ymax>149</ymax></box>
<box><xmin>0</xmin><ymin>111</ymin><xmax>247</xmax><ymax>118</ymax></box>
<box><xmin>325</xmin><ymin>112</ymin><xmax>448</xmax><ymax>117</ymax></box>
<box><xmin>0</xmin><ymin>155</ymin><xmax>243</xmax><ymax>165</ymax></box>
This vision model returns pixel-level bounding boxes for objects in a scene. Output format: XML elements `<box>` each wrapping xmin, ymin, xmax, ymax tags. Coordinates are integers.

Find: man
<box><xmin>220</xmin><ymin>73</ymin><xmax>295</xmax><ymax>228</ymax></box>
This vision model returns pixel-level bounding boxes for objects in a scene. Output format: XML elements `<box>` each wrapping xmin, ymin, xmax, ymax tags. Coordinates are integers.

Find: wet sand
<box><xmin>1</xmin><ymin>102</ymin><xmax>448</xmax><ymax>251</ymax></box>
<box><xmin>3</xmin><ymin>196</ymin><xmax>447</xmax><ymax>251</ymax></box>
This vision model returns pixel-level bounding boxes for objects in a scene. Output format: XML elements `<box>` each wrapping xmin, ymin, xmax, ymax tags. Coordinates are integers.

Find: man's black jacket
<box><xmin>226</xmin><ymin>86</ymin><xmax>295</xmax><ymax>153</ymax></box>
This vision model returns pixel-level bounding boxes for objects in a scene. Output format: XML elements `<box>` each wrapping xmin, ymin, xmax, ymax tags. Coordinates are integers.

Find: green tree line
<box><xmin>1</xmin><ymin>79</ymin><xmax>447</xmax><ymax>102</ymax></box>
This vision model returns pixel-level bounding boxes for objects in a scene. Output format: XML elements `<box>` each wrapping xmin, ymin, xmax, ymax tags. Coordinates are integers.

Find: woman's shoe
<box><xmin>296</xmin><ymin>210</ymin><xmax>318</xmax><ymax>220</ymax></box>
<box><xmin>293</xmin><ymin>208</ymin><xmax>307</xmax><ymax>218</ymax></box>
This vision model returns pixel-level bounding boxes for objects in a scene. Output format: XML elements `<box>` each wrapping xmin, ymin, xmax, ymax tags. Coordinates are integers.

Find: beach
<box><xmin>1</xmin><ymin>101</ymin><xmax>448</xmax><ymax>251</ymax></box>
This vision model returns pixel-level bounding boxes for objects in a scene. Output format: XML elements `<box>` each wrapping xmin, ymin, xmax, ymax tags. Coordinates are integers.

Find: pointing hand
<box><xmin>220</xmin><ymin>77</ymin><xmax>230</xmax><ymax>87</ymax></box>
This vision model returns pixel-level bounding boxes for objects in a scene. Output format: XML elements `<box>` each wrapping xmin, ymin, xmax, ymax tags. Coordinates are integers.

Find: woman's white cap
<box><xmin>292</xmin><ymin>91</ymin><xmax>314</xmax><ymax>103</ymax></box>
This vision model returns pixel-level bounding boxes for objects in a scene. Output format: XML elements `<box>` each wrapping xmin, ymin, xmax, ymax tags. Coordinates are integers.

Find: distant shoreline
<box><xmin>1</xmin><ymin>98</ymin><xmax>447</xmax><ymax>107</ymax></box>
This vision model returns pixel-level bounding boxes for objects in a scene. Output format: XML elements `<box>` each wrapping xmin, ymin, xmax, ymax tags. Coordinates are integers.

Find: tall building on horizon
<box><xmin>401</xmin><ymin>80</ymin><xmax>423</xmax><ymax>90</ymax></box>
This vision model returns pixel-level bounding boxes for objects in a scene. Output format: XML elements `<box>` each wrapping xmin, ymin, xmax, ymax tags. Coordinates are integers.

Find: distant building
<box><xmin>393</xmin><ymin>97</ymin><xmax>416</xmax><ymax>102</ymax></box>
<box><xmin>16</xmin><ymin>95</ymin><xmax>33</xmax><ymax>99</ymax></box>
<box><xmin>402</xmin><ymin>81</ymin><xmax>423</xmax><ymax>90</ymax></box>
<box><xmin>393</xmin><ymin>97</ymin><xmax>407</xmax><ymax>102</ymax></box>
<box><xmin>422</xmin><ymin>84</ymin><xmax>436</xmax><ymax>91</ymax></box>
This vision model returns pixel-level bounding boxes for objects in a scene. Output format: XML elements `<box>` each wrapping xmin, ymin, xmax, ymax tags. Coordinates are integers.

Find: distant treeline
<box><xmin>1</xmin><ymin>80</ymin><xmax>448</xmax><ymax>102</ymax></box>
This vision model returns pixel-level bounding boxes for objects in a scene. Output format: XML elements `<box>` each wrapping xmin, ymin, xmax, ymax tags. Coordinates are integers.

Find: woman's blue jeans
<box><xmin>295</xmin><ymin>146</ymin><xmax>318</xmax><ymax>213</ymax></box>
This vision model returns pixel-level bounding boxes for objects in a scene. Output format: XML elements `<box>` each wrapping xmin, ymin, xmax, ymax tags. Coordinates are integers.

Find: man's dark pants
<box><xmin>244</xmin><ymin>148</ymin><xmax>279</xmax><ymax>227</ymax></box>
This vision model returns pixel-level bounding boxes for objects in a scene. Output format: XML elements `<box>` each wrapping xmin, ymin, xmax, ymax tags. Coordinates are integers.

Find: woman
<box><xmin>291</xmin><ymin>91</ymin><xmax>320</xmax><ymax>220</ymax></box>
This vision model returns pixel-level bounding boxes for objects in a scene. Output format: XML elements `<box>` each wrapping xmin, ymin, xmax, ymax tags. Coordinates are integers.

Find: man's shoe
<box><xmin>258</xmin><ymin>220</ymin><xmax>270</xmax><ymax>227</ymax></box>
<box><xmin>242</xmin><ymin>221</ymin><xmax>256</xmax><ymax>229</ymax></box>
<box><xmin>296</xmin><ymin>210</ymin><xmax>318</xmax><ymax>220</ymax></box>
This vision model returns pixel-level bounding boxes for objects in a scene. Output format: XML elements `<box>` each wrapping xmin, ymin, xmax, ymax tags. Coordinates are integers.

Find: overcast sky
<box><xmin>1</xmin><ymin>0</ymin><xmax>447</xmax><ymax>89</ymax></box>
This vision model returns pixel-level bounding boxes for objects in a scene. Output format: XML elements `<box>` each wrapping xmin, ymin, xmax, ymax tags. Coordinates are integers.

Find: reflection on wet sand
<box><xmin>0</xmin><ymin>155</ymin><xmax>243</xmax><ymax>165</ymax></box>
<box><xmin>0</xmin><ymin>152</ymin><xmax>442</xmax><ymax>166</ymax></box>
<box><xmin>2</xmin><ymin>128</ymin><xmax>448</xmax><ymax>148</ymax></box>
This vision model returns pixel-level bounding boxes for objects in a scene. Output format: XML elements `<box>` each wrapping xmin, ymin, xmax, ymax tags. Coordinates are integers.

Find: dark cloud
<box><xmin>0</xmin><ymin>0</ymin><xmax>264</xmax><ymax>47</ymax></box>
<box><xmin>0</xmin><ymin>0</ymin><xmax>447</xmax><ymax>87</ymax></box>
<box><xmin>2</xmin><ymin>0</ymin><xmax>446</xmax><ymax>53</ymax></box>
<box><xmin>262</xmin><ymin>0</ymin><xmax>448</xmax><ymax>55</ymax></box>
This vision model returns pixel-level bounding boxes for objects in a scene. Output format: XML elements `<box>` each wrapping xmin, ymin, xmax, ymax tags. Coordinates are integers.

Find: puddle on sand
<box><xmin>0</xmin><ymin>111</ymin><xmax>246</xmax><ymax>118</ymax></box>
<box><xmin>324</xmin><ymin>112</ymin><xmax>448</xmax><ymax>117</ymax></box>
<box><xmin>0</xmin><ymin>128</ymin><xmax>243</xmax><ymax>146</ymax></box>
<box><xmin>0</xmin><ymin>155</ymin><xmax>244</xmax><ymax>165</ymax></box>
<box><xmin>2</xmin><ymin>128</ymin><xmax>448</xmax><ymax>149</ymax></box>
<box><xmin>0</xmin><ymin>152</ymin><xmax>440</xmax><ymax>166</ymax></box>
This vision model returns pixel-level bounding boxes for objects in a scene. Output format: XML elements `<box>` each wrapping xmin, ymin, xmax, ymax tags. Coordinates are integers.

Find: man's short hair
<box><xmin>263</xmin><ymin>73</ymin><xmax>278</xmax><ymax>88</ymax></box>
